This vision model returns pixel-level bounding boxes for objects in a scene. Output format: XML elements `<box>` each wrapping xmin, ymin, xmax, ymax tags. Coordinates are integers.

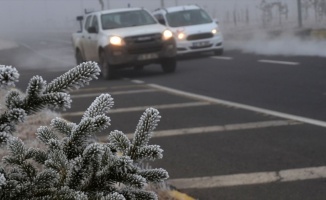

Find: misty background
<box><xmin>0</xmin><ymin>0</ymin><xmax>326</xmax><ymax>57</ymax></box>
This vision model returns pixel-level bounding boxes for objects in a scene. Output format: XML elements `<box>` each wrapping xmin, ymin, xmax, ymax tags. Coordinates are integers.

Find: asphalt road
<box><xmin>1</xmin><ymin>32</ymin><xmax>326</xmax><ymax>199</ymax></box>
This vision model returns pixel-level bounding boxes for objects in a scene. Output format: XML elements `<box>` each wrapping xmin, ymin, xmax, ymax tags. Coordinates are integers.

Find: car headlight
<box><xmin>109</xmin><ymin>36</ymin><xmax>125</xmax><ymax>46</ymax></box>
<box><xmin>162</xmin><ymin>30</ymin><xmax>173</xmax><ymax>40</ymax></box>
<box><xmin>212</xmin><ymin>28</ymin><xmax>220</xmax><ymax>35</ymax></box>
<box><xmin>177</xmin><ymin>32</ymin><xmax>186</xmax><ymax>40</ymax></box>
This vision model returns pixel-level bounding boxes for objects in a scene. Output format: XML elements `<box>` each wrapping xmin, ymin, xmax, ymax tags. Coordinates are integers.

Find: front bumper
<box><xmin>104</xmin><ymin>38</ymin><xmax>176</xmax><ymax>66</ymax></box>
<box><xmin>176</xmin><ymin>34</ymin><xmax>223</xmax><ymax>55</ymax></box>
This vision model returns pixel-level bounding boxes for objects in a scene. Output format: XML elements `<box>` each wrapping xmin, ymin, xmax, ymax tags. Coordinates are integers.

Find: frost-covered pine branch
<box><xmin>0</xmin><ymin>65</ymin><xmax>19</xmax><ymax>88</ymax></box>
<box><xmin>0</xmin><ymin>62</ymin><xmax>169</xmax><ymax>200</ymax></box>
<box><xmin>0</xmin><ymin>62</ymin><xmax>100</xmax><ymax>144</ymax></box>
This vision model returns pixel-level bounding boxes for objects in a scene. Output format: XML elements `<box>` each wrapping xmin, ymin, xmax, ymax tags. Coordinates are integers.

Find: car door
<box><xmin>88</xmin><ymin>15</ymin><xmax>100</xmax><ymax>61</ymax></box>
<box><xmin>82</xmin><ymin>15</ymin><xmax>93</xmax><ymax>61</ymax></box>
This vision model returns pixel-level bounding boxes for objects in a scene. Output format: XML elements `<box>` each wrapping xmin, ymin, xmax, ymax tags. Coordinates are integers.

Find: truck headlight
<box><xmin>162</xmin><ymin>30</ymin><xmax>173</xmax><ymax>40</ymax></box>
<box><xmin>109</xmin><ymin>36</ymin><xmax>125</xmax><ymax>46</ymax></box>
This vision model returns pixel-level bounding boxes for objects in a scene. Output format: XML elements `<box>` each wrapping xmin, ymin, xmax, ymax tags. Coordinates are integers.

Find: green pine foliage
<box><xmin>0</xmin><ymin>62</ymin><xmax>169</xmax><ymax>200</ymax></box>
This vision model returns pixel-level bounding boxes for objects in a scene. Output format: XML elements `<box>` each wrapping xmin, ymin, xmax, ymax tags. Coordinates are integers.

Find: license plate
<box><xmin>138</xmin><ymin>53</ymin><xmax>158</xmax><ymax>60</ymax></box>
<box><xmin>192</xmin><ymin>41</ymin><xmax>210</xmax><ymax>47</ymax></box>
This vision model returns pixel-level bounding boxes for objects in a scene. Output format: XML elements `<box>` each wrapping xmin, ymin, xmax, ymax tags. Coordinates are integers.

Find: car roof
<box><xmin>88</xmin><ymin>7</ymin><xmax>146</xmax><ymax>16</ymax></box>
<box><xmin>154</xmin><ymin>5</ymin><xmax>201</xmax><ymax>14</ymax></box>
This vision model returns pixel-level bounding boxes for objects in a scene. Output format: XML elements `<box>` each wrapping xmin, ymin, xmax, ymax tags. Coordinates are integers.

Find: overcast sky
<box><xmin>0</xmin><ymin>0</ymin><xmax>303</xmax><ymax>32</ymax></box>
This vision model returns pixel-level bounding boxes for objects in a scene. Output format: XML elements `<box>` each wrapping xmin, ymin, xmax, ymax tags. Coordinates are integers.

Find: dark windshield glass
<box><xmin>166</xmin><ymin>9</ymin><xmax>213</xmax><ymax>27</ymax></box>
<box><xmin>101</xmin><ymin>10</ymin><xmax>157</xmax><ymax>30</ymax></box>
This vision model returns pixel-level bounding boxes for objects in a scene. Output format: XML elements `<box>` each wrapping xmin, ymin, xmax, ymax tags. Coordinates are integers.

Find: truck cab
<box><xmin>72</xmin><ymin>7</ymin><xmax>177</xmax><ymax>79</ymax></box>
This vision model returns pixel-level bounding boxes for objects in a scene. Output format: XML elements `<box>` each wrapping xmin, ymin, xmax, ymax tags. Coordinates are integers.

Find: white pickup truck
<box><xmin>72</xmin><ymin>7</ymin><xmax>177</xmax><ymax>79</ymax></box>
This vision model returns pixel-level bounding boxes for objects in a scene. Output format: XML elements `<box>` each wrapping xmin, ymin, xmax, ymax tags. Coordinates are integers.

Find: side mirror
<box><xmin>213</xmin><ymin>18</ymin><xmax>219</xmax><ymax>25</ymax></box>
<box><xmin>77</xmin><ymin>16</ymin><xmax>84</xmax><ymax>21</ymax></box>
<box><xmin>158</xmin><ymin>18</ymin><xmax>166</xmax><ymax>25</ymax></box>
<box><xmin>87</xmin><ymin>26</ymin><xmax>98</xmax><ymax>34</ymax></box>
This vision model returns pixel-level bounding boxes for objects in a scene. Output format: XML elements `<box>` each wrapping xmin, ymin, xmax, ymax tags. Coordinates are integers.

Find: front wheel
<box><xmin>214</xmin><ymin>49</ymin><xmax>224</xmax><ymax>56</ymax></box>
<box><xmin>75</xmin><ymin>50</ymin><xmax>84</xmax><ymax>65</ymax></box>
<box><xmin>161</xmin><ymin>58</ymin><xmax>177</xmax><ymax>73</ymax></box>
<box><xmin>99</xmin><ymin>51</ymin><xmax>115</xmax><ymax>80</ymax></box>
<box><xmin>134</xmin><ymin>65</ymin><xmax>144</xmax><ymax>71</ymax></box>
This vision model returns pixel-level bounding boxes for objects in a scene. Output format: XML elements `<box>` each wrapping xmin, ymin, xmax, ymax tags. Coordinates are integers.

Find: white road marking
<box><xmin>62</xmin><ymin>102</ymin><xmax>211</xmax><ymax>117</ymax></box>
<box><xmin>149</xmin><ymin>84</ymin><xmax>326</xmax><ymax>128</ymax></box>
<box><xmin>168</xmin><ymin>166</ymin><xmax>326</xmax><ymax>189</ymax></box>
<box><xmin>70</xmin><ymin>87</ymin><xmax>108</xmax><ymax>93</ymax></box>
<box><xmin>131</xmin><ymin>80</ymin><xmax>145</xmax><ymax>84</ymax></box>
<box><xmin>111</xmin><ymin>85</ymin><xmax>148</xmax><ymax>89</ymax></box>
<box><xmin>211</xmin><ymin>56</ymin><xmax>233</xmax><ymax>60</ymax></box>
<box><xmin>71</xmin><ymin>89</ymin><xmax>157</xmax><ymax>98</ymax></box>
<box><xmin>118</xmin><ymin>120</ymin><xmax>299</xmax><ymax>139</ymax></box>
<box><xmin>258</xmin><ymin>59</ymin><xmax>299</xmax><ymax>65</ymax></box>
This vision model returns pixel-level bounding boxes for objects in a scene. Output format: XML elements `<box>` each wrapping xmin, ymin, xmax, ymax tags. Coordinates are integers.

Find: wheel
<box><xmin>99</xmin><ymin>51</ymin><xmax>115</xmax><ymax>80</ymax></box>
<box><xmin>214</xmin><ymin>49</ymin><xmax>224</xmax><ymax>56</ymax></box>
<box><xmin>75</xmin><ymin>50</ymin><xmax>84</xmax><ymax>65</ymax></box>
<box><xmin>161</xmin><ymin>58</ymin><xmax>177</xmax><ymax>73</ymax></box>
<box><xmin>134</xmin><ymin>65</ymin><xmax>144</xmax><ymax>71</ymax></box>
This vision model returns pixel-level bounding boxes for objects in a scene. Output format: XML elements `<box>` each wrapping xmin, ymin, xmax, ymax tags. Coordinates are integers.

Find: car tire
<box><xmin>214</xmin><ymin>49</ymin><xmax>224</xmax><ymax>56</ymax></box>
<box><xmin>134</xmin><ymin>65</ymin><xmax>144</xmax><ymax>71</ymax></box>
<box><xmin>75</xmin><ymin>50</ymin><xmax>84</xmax><ymax>65</ymax></box>
<box><xmin>99</xmin><ymin>51</ymin><xmax>115</xmax><ymax>80</ymax></box>
<box><xmin>161</xmin><ymin>57</ymin><xmax>177</xmax><ymax>73</ymax></box>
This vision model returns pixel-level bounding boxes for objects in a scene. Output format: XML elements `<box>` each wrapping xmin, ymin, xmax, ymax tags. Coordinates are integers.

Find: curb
<box><xmin>311</xmin><ymin>29</ymin><xmax>326</xmax><ymax>39</ymax></box>
<box><xmin>168</xmin><ymin>190</ymin><xmax>196</xmax><ymax>200</ymax></box>
<box><xmin>294</xmin><ymin>28</ymin><xmax>326</xmax><ymax>40</ymax></box>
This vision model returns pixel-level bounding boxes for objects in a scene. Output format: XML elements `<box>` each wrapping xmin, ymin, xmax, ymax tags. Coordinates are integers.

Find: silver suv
<box><xmin>152</xmin><ymin>5</ymin><xmax>224</xmax><ymax>56</ymax></box>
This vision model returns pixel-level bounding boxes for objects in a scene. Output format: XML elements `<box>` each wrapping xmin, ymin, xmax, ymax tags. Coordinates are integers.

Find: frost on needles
<box><xmin>0</xmin><ymin>62</ymin><xmax>169</xmax><ymax>200</ymax></box>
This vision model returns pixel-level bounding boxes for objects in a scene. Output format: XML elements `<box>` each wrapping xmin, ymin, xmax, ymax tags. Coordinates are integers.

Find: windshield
<box><xmin>166</xmin><ymin>9</ymin><xmax>213</xmax><ymax>27</ymax></box>
<box><xmin>101</xmin><ymin>10</ymin><xmax>157</xmax><ymax>30</ymax></box>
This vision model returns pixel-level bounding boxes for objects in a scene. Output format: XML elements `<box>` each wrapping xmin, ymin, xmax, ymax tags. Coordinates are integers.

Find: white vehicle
<box><xmin>152</xmin><ymin>5</ymin><xmax>224</xmax><ymax>55</ymax></box>
<box><xmin>72</xmin><ymin>7</ymin><xmax>177</xmax><ymax>79</ymax></box>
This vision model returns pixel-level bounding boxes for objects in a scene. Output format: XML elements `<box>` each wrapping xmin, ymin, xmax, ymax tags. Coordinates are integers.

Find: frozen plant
<box><xmin>0</xmin><ymin>62</ymin><xmax>168</xmax><ymax>199</ymax></box>
<box><xmin>0</xmin><ymin>62</ymin><xmax>100</xmax><ymax>145</ymax></box>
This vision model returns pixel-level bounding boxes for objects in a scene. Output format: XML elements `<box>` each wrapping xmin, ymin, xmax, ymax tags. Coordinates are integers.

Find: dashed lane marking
<box><xmin>149</xmin><ymin>84</ymin><xmax>326</xmax><ymax>128</ymax></box>
<box><xmin>168</xmin><ymin>166</ymin><xmax>326</xmax><ymax>189</ymax></box>
<box><xmin>70</xmin><ymin>89</ymin><xmax>157</xmax><ymax>98</ymax></box>
<box><xmin>117</xmin><ymin>120</ymin><xmax>299</xmax><ymax>139</ymax></box>
<box><xmin>211</xmin><ymin>56</ymin><xmax>233</xmax><ymax>60</ymax></box>
<box><xmin>70</xmin><ymin>87</ymin><xmax>108</xmax><ymax>93</ymax></box>
<box><xmin>258</xmin><ymin>59</ymin><xmax>299</xmax><ymax>65</ymax></box>
<box><xmin>131</xmin><ymin>80</ymin><xmax>145</xmax><ymax>84</ymax></box>
<box><xmin>62</xmin><ymin>102</ymin><xmax>211</xmax><ymax>117</ymax></box>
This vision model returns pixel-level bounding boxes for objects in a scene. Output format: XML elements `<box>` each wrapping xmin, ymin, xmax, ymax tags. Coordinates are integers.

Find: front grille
<box><xmin>187</xmin><ymin>33</ymin><xmax>214</xmax><ymax>41</ymax></box>
<box><xmin>190</xmin><ymin>44</ymin><xmax>213</xmax><ymax>49</ymax></box>
<box><xmin>125</xmin><ymin>33</ymin><xmax>162</xmax><ymax>44</ymax></box>
<box><xmin>124</xmin><ymin>33</ymin><xmax>163</xmax><ymax>54</ymax></box>
<box><xmin>128</xmin><ymin>45</ymin><xmax>163</xmax><ymax>54</ymax></box>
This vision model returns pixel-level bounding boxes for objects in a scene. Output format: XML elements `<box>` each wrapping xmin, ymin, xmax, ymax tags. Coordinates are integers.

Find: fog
<box><xmin>1</xmin><ymin>0</ymin><xmax>326</xmax><ymax>60</ymax></box>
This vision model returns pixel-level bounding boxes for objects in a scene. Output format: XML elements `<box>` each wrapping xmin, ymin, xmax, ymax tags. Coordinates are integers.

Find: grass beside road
<box><xmin>0</xmin><ymin>39</ymin><xmax>18</xmax><ymax>51</ymax></box>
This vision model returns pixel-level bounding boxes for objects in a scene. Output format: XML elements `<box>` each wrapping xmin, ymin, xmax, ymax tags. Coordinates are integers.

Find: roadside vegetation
<box><xmin>0</xmin><ymin>62</ymin><xmax>174</xmax><ymax>200</ymax></box>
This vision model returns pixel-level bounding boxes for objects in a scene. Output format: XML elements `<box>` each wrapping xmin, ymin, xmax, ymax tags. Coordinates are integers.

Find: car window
<box><xmin>84</xmin><ymin>15</ymin><xmax>92</xmax><ymax>31</ymax></box>
<box><xmin>166</xmin><ymin>9</ymin><xmax>213</xmax><ymax>27</ymax></box>
<box><xmin>101</xmin><ymin>10</ymin><xmax>157</xmax><ymax>30</ymax></box>
<box><xmin>91</xmin><ymin>15</ymin><xmax>99</xmax><ymax>32</ymax></box>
